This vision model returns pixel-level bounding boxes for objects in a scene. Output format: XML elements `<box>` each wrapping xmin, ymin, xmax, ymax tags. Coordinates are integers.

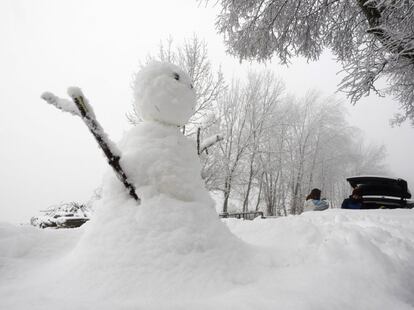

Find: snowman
<box><xmin>38</xmin><ymin>61</ymin><xmax>261</xmax><ymax>303</ymax></box>
<box><xmin>101</xmin><ymin>61</ymin><xmax>214</xmax><ymax>206</ymax></box>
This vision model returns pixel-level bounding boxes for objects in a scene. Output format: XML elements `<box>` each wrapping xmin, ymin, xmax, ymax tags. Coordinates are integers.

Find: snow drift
<box><xmin>1</xmin><ymin>209</ymin><xmax>414</xmax><ymax>310</ymax></box>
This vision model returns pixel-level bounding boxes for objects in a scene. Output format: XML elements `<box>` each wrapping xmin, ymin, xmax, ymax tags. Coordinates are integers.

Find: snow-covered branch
<box><xmin>200</xmin><ymin>134</ymin><xmax>224</xmax><ymax>154</ymax></box>
<box><xmin>41</xmin><ymin>91</ymin><xmax>80</xmax><ymax>116</ymax></box>
<box><xmin>211</xmin><ymin>0</ymin><xmax>414</xmax><ymax>123</ymax></box>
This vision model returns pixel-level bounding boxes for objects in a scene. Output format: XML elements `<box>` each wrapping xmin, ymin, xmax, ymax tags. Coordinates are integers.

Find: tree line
<box><xmin>133</xmin><ymin>36</ymin><xmax>387</xmax><ymax>216</ymax></box>
<box><xmin>200</xmin><ymin>72</ymin><xmax>386</xmax><ymax>215</ymax></box>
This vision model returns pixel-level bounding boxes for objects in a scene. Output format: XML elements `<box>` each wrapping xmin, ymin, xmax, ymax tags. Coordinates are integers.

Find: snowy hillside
<box><xmin>1</xmin><ymin>209</ymin><xmax>413</xmax><ymax>310</ymax></box>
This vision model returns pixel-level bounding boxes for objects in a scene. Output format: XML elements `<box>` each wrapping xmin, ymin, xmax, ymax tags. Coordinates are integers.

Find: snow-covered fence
<box><xmin>219</xmin><ymin>211</ymin><xmax>264</xmax><ymax>220</ymax></box>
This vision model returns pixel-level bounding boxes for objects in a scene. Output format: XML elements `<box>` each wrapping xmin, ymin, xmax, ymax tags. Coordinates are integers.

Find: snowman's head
<box><xmin>133</xmin><ymin>61</ymin><xmax>196</xmax><ymax>126</ymax></box>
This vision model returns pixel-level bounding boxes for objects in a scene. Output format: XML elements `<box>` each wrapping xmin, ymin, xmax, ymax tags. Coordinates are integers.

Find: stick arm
<box><xmin>41</xmin><ymin>91</ymin><xmax>81</xmax><ymax>117</ymax></box>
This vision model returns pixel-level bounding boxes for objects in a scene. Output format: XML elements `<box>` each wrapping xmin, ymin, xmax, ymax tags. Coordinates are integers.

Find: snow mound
<box><xmin>1</xmin><ymin>210</ymin><xmax>414</xmax><ymax>309</ymax></box>
<box><xmin>225</xmin><ymin>209</ymin><xmax>414</xmax><ymax>309</ymax></box>
<box><xmin>133</xmin><ymin>61</ymin><xmax>196</xmax><ymax>126</ymax></box>
<box><xmin>56</xmin><ymin>120</ymin><xmax>260</xmax><ymax>302</ymax></box>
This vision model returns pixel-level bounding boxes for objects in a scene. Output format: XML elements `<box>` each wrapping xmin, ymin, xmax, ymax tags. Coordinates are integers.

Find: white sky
<box><xmin>1</xmin><ymin>0</ymin><xmax>413</xmax><ymax>223</ymax></box>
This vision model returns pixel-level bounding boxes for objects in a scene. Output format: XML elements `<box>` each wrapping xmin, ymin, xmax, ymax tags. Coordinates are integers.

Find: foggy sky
<box><xmin>1</xmin><ymin>0</ymin><xmax>413</xmax><ymax>223</ymax></box>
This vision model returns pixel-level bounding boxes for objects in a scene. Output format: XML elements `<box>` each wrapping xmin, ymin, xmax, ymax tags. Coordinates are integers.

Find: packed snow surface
<box><xmin>1</xmin><ymin>209</ymin><xmax>414</xmax><ymax>310</ymax></box>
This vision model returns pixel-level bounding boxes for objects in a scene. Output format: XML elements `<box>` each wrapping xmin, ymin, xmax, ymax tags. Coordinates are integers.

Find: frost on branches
<box><xmin>212</xmin><ymin>0</ymin><xmax>414</xmax><ymax>124</ymax></box>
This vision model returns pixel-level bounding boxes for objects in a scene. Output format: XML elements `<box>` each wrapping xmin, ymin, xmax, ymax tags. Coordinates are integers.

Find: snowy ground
<box><xmin>1</xmin><ymin>209</ymin><xmax>414</xmax><ymax>310</ymax></box>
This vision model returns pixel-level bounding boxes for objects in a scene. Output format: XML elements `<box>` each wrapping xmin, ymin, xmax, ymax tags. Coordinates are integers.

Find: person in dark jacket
<box><xmin>341</xmin><ymin>187</ymin><xmax>363</xmax><ymax>209</ymax></box>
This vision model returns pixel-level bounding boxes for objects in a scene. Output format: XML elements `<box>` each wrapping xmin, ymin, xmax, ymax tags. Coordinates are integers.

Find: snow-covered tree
<box><xmin>239</xmin><ymin>71</ymin><xmax>285</xmax><ymax>212</ymax></box>
<box><xmin>213</xmin><ymin>79</ymin><xmax>250</xmax><ymax>213</ymax></box>
<box><xmin>211</xmin><ymin>0</ymin><xmax>414</xmax><ymax>124</ymax></box>
<box><xmin>207</xmin><ymin>78</ymin><xmax>388</xmax><ymax>215</ymax></box>
<box><xmin>205</xmin><ymin>71</ymin><xmax>284</xmax><ymax>213</ymax></box>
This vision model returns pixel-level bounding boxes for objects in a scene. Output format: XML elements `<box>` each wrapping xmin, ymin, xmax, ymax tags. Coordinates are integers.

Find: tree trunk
<box><xmin>308</xmin><ymin>132</ymin><xmax>320</xmax><ymax>193</ymax></box>
<box><xmin>222</xmin><ymin>176</ymin><xmax>232</xmax><ymax>213</ymax></box>
<box><xmin>255</xmin><ymin>172</ymin><xmax>264</xmax><ymax>212</ymax></box>
<box><xmin>242</xmin><ymin>157</ymin><xmax>255</xmax><ymax>212</ymax></box>
<box><xmin>291</xmin><ymin>161</ymin><xmax>304</xmax><ymax>215</ymax></box>
<box><xmin>357</xmin><ymin>0</ymin><xmax>414</xmax><ymax>62</ymax></box>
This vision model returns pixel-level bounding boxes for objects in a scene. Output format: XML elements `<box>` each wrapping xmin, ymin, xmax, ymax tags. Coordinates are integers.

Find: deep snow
<box><xmin>1</xmin><ymin>209</ymin><xmax>414</xmax><ymax>310</ymax></box>
<box><xmin>13</xmin><ymin>62</ymin><xmax>413</xmax><ymax>309</ymax></box>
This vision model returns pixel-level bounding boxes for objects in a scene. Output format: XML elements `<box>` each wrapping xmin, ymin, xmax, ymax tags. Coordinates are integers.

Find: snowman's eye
<box><xmin>173</xmin><ymin>73</ymin><xmax>180</xmax><ymax>81</ymax></box>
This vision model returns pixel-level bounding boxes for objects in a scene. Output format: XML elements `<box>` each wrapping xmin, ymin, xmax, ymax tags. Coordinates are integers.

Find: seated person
<box><xmin>303</xmin><ymin>188</ymin><xmax>329</xmax><ymax>212</ymax></box>
<box><xmin>341</xmin><ymin>188</ymin><xmax>363</xmax><ymax>209</ymax></box>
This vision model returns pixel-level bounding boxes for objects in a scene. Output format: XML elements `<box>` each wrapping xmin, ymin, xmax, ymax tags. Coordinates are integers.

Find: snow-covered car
<box><xmin>30</xmin><ymin>202</ymin><xmax>91</xmax><ymax>229</ymax></box>
<box><xmin>346</xmin><ymin>176</ymin><xmax>414</xmax><ymax>209</ymax></box>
